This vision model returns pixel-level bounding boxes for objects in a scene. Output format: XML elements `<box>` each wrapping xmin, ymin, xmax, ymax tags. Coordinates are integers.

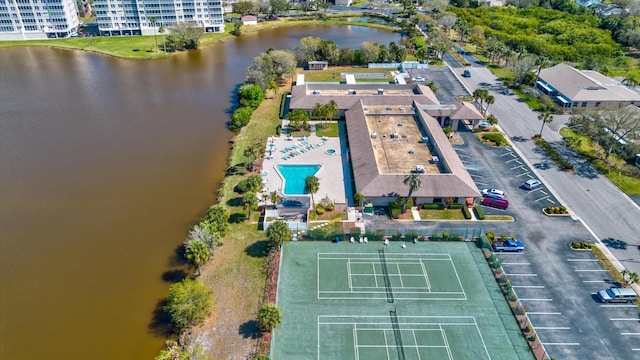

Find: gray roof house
<box><xmin>536</xmin><ymin>63</ymin><xmax>640</xmax><ymax>109</ymax></box>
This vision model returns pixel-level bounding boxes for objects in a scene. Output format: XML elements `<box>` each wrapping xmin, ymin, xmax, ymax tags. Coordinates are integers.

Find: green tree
<box><xmin>205</xmin><ymin>204</ymin><xmax>230</xmax><ymax>237</ymax></box>
<box><xmin>230</xmin><ymin>107</ymin><xmax>253</xmax><ymax>131</ymax></box>
<box><xmin>402</xmin><ymin>174</ymin><xmax>421</xmax><ymax>213</ymax></box>
<box><xmin>305</xmin><ymin>175</ymin><xmax>320</xmax><ymax>207</ymax></box>
<box><xmin>242</xmin><ymin>191</ymin><xmax>259</xmax><ymax>220</ymax></box>
<box><xmin>257</xmin><ymin>303</ymin><xmax>282</xmax><ymax>330</ymax></box>
<box><xmin>156</xmin><ymin>341</ymin><xmax>188</xmax><ymax>360</ymax></box>
<box><xmin>238</xmin><ymin>84</ymin><xmax>265</xmax><ymax>109</ymax></box>
<box><xmin>231</xmin><ymin>21</ymin><xmax>242</xmax><ymax>36</ymax></box>
<box><xmin>245</xmin><ymin>174</ymin><xmax>264</xmax><ymax>193</ymax></box>
<box><xmin>232</xmin><ymin>1</ymin><xmax>255</xmax><ymax>15</ymax></box>
<box><xmin>185</xmin><ymin>239</ymin><xmax>212</xmax><ymax>277</ymax></box>
<box><xmin>537</xmin><ymin>110</ymin><xmax>553</xmax><ymax>138</ymax></box>
<box><xmin>269</xmin><ymin>190</ymin><xmax>282</xmax><ymax>206</ymax></box>
<box><xmin>266</xmin><ymin>220</ymin><xmax>291</xmax><ymax>249</ymax></box>
<box><xmin>324</xmin><ymin>100</ymin><xmax>338</xmax><ymax>122</ymax></box>
<box><xmin>164</xmin><ymin>278</ymin><xmax>213</xmax><ymax>332</ymax></box>
<box><xmin>312</xmin><ymin>102</ymin><xmax>325</xmax><ymax>119</ymax></box>
<box><xmin>150</xmin><ymin>17</ymin><xmax>158</xmax><ymax>51</ymax></box>
<box><xmin>359</xmin><ymin>42</ymin><xmax>380</xmax><ymax>64</ymax></box>
<box><xmin>288</xmin><ymin>109</ymin><xmax>309</xmax><ymax>131</ymax></box>
<box><xmin>425</xmin><ymin>80</ymin><xmax>437</xmax><ymax>94</ymax></box>
<box><xmin>354</xmin><ymin>192</ymin><xmax>365</xmax><ymax>206</ymax></box>
<box><xmin>188</xmin><ymin>223</ymin><xmax>220</xmax><ymax>251</ymax></box>
<box><xmin>483</xmin><ymin>95</ymin><xmax>495</xmax><ymax>116</ymax></box>
<box><xmin>270</xmin><ymin>0</ymin><xmax>288</xmax><ymax>14</ymax></box>
<box><xmin>165</xmin><ymin>22</ymin><xmax>203</xmax><ymax>51</ymax></box>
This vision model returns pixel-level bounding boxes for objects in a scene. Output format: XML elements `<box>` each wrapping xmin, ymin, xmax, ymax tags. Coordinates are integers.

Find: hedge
<box><xmin>462</xmin><ymin>206</ymin><xmax>472</xmax><ymax>219</ymax></box>
<box><xmin>474</xmin><ymin>204</ymin><xmax>485</xmax><ymax>220</ymax></box>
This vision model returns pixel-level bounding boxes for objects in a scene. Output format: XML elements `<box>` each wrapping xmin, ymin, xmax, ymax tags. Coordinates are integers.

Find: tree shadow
<box><xmin>148</xmin><ymin>298</ymin><xmax>173</xmax><ymax>338</ymax></box>
<box><xmin>162</xmin><ymin>269</ymin><xmax>188</xmax><ymax>283</ymax></box>
<box><xmin>226</xmin><ymin>164</ymin><xmax>245</xmax><ymax>176</ymax></box>
<box><xmin>229</xmin><ymin>212</ymin><xmax>247</xmax><ymax>224</ymax></box>
<box><xmin>245</xmin><ymin>240</ymin><xmax>270</xmax><ymax>258</ymax></box>
<box><xmin>227</xmin><ymin>196</ymin><xmax>244</xmax><ymax>207</ymax></box>
<box><xmin>602</xmin><ymin>237</ymin><xmax>628</xmax><ymax>250</ymax></box>
<box><xmin>238</xmin><ymin>320</ymin><xmax>261</xmax><ymax>339</ymax></box>
<box><xmin>533</xmin><ymin>162</ymin><xmax>551</xmax><ymax>170</ymax></box>
<box><xmin>510</xmin><ymin>136</ymin><xmax>529</xmax><ymax>143</ymax></box>
<box><xmin>168</xmin><ymin>243</ymin><xmax>188</xmax><ymax>267</ymax></box>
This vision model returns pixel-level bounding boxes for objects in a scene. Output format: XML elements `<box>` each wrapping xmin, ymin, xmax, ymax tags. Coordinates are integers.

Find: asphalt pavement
<box><xmin>457</xmin><ymin>67</ymin><xmax>640</xmax><ymax>275</ymax></box>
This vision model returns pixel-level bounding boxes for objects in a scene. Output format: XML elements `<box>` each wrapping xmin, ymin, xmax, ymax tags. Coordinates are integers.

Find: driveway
<box><xmin>459</xmin><ymin>67</ymin><xmax>640</xmax><ymax>276</ymax></box>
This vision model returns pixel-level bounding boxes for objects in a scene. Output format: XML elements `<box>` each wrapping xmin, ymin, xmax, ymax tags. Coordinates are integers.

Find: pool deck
<box><xmin>261</xmin><ymin>132</ymin><xmax>349</xmax><ymax>206</ymax></box>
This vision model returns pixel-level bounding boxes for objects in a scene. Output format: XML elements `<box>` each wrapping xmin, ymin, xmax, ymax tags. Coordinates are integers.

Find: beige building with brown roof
<box><xmin>537</xmin><ymin>63</ymin><xmax>640</xmax><ymax>109</ymax></box>
<box><xmin>288</xmin><ymin>82</ymin><xmax>483</xmax><ymax>206</ymax></box>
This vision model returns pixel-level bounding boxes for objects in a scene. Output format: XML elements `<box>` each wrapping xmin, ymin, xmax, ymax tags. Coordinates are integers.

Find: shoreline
<box><xmin>0</xmin><ymin>14</ymin><xmax>400</xmax><ymax>60</ymax></box>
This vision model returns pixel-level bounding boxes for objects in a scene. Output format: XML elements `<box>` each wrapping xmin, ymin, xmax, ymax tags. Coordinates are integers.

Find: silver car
<box><xmin>522</xmin><ymin>179</ymin><xmax>542</xmax><ymax>190</ymax></box>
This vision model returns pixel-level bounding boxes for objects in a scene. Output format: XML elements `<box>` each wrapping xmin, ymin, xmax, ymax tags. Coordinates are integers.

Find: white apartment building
<box><xmin>0</xmin><ymin>0</ymin><xmax>79</xmax><ymax>40</ymax></box>
<box><xmin>95</xmin><ymin>0</ymin><xmax>224</xmax><ymax>36</ymax></box>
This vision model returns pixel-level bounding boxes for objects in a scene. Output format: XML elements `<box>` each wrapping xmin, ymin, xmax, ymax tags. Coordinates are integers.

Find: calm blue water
<box><xmin>277</xmin><ymin>164</ymin><xmax>321</xmax><ymax>195</ymax></box>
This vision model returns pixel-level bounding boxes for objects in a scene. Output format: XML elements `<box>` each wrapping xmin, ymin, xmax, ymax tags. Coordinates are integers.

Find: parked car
<box><xmin>596</xmin><ymin>288</ymin><xmax>637</xmax><ymax>303</ymax></box>
<box><xmin>481</xmin><ymin>188</ymin><xmax>505</xmax><ymax>199</ymax></box>
<box><xmin>412</xmin><ymin>76</ymin><xmax>425</xmax><ymax>82</ymax></box>
<box><xmin>492</xmin><ymin>239</ymin><xmax>524</xmax><ymax>252</ymax></box>
<box><xmin>522</xmin><ymin>179</ymin><xmax>542</xmax><ymax>190</ymax></box>
<box><xmin>480</xmin><ymin>197</ymin><xmax>509</xmax><ymax>210</ymax></box>
<box><xmin>462</xmin><ymin>69</ymin><xmax>471</xmax><ymax>78</ymax></box>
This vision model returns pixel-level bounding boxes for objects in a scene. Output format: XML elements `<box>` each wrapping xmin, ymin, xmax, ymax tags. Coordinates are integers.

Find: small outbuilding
<box><xmin>307</xmin><ymin>61</ymin><xmax>329</xmax><ymax>71</ymax></box>
<box><xmin>241</xmin><ymin>15</ymin><xmax>258</xmax><ymax>25</ymax></box>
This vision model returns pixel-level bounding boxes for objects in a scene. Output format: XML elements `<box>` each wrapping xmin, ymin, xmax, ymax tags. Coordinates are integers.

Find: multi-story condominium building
<box><xmin>0</xmin><ymin>0</ymin><xmax>80</xmax><ymax>40</ymax></box>
<box><xmin>95</xmin><ymin>0</ymin><xmax>224</xmax><ymax>36</ymax></box>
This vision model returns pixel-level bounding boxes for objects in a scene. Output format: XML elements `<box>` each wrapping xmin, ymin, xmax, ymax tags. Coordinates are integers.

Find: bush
<box><xmin>230</xmin><ymin>106</ymin><xmax>253</xmax><ymax>131</ymax></box>
<box><xmin>486</xmin><ymin>231</ymin><xmax>495</xmax><ymax>242</ymax></box>
<box><xmin>462</xmin><ymin>206</ymin><xmax>472</xmax><ymax>219</ymax></box>
<box><xmin>474</xmin><ymin>204</ymin><xmax>485</xmax><ymax>220</ymax></box>
<box><xmin>315</xmin><ymin>204</ymin><xmax>325</xmax><ymax>215</ymax></box>
<box><xmin>422</xmin><ymin>203</ymin><xmax>443</xmax><ymax>210</ymax></box>
<box><xmin>449</xmin><ymin>203</ymin><xmax>463</xmax><ymax>209</ymax></box>
<box><xmin>325</xmin><ymin>202</ymin><xmax>335</xmax><ymax>212</ymax></box>
<box><xmin>308</xmin><ymin>211</ymin><xmax>318</xmax><ymax>220</ymax></box>
<box><xmin>481</xmin><ymin>132</ymin><xmax>508</xmax><ymax>146</ymax></box>
<box><xmin>390</xmin><ymin>207</ymin><xmax>401</xmax><ymax>219</ymax></box>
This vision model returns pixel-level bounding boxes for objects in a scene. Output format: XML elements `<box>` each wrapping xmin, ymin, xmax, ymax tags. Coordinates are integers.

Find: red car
<box><xmin>481</xmin><ymin>196</ymin><xmax>509</xmax><ymax>210</ymax></box>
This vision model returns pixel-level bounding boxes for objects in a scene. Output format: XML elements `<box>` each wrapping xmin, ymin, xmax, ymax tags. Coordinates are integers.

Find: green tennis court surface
<box><xmin>273</xmin><ymin>241</ymin><xmax>533</xmax><ymax>359</ymax></box>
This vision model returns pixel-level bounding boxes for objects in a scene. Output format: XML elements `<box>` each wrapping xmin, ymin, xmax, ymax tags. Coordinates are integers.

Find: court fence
<box><xmin>303</xmin><ymin>225</ymin><xmax>488</xmax><ymax>245</ymax></box>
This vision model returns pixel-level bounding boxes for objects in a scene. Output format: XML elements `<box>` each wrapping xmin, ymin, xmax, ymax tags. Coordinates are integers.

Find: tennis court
<box><xmin>272</xmin><ymin>241</ymin><xmax>532</xmax><ymax>359</ymax></box>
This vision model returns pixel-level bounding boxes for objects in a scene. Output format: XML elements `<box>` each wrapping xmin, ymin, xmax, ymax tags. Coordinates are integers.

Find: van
<box><xmin>596</xmin><ymin>287</ymin><xmax>637</xmax><ymax>303</ymax></box>
<box><xmin>480</xmin><ymin>197</ymin><xmax>508</xmax><ymax>210</ymax></box>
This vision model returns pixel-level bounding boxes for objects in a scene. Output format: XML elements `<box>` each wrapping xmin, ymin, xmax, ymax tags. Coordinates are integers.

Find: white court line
<box><xmin>513</xmin><ymin>285</ymin><xmax>545</xmax><ymax>289</ymax></box>
<box><xmin>535</xmin><ymin>195</ymin><xmax>550</xmax><ymax>202</ymax></box>
<box><xmin>575</xmin><ymin>269</ymin><xmax>607</xmax><ymax>272</ymax></box>
<box><xmin>519</xmin><ymin>298</ymin><xmax>553</xmax><ymax>301</ymax></box>
<box><xmin>621</xmin><ymin>333</ymin><xmax>640</xmax><ymax>336</ymax></box>
<box><xmin>372</xmin><ymin>262</ymin><xmax>379</xmax><ymax>288</ymax></box>
<box><xmin>440</xmin><ymin>324</ymin><xmax>454</xmax><ymax>360</ymax></box>
<box><xmin>543</xmin><ymin>343</ymin><xmax>580</xmax><ymax>346</ymax></box>
<box><xmin>610</xmin><ymin>318</ymin><xmax>640</xmax><ymax>321</ymax></box>
<box><xmin>501</xmin><ymin>262</ymin><xmax>530</xmax><ymax>265</ymax></box>
<box><xmin>516</xmin><ymin>172</ymin><xmax>531</xmax><ymax>177</ymax></box>
<box><xmin>396</xmin><ymin>263</ymin><xmax>404</xmax><ymax>288</ymax></box>
<box><xmin>506</xmin><ymin>273</ymin><xmax>538</xmax><ymax>276</ymax></box>
<box><xmin>527</xmin><ymin>312</ymin><xmax>561</xmax><ymax>315</ymax></box>
<box><xmin>353</xmin><ymin>324</ymin><xmax>360</xmax><ymax>360</ymax></box>
<box><xmin>348</xmin><ymin>259</ymin><xmax>353</xmax><ymax>291</ymax></box>
<box><xmin>384</xmin><ymin>328</ymin><xmax>390</xmax><ymax>360</ymax></box>
<box><xmin>535</xmin><ymin>327</ymin><xmax>570</xmax><ymax>330</ymax></box>
<box><xmin>420</xmin><ymin>260</ymin><xmax>431</xmax><ymax>291</ymax></box>
<box><xmin>567</xmin><ymin>259</ymin><xmax>599</xmax><ymax>262</ymax></box>
<box><xmin>633</xmin><ymin>348</ymin><xmax>640</xmax><ymax>351</ymax></box>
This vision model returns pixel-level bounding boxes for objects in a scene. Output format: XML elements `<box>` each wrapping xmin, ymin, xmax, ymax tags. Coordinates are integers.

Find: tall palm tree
<box><xmin>535</xmin><ymin>55</ymin><xmax>548</xmax><ymax>83</ymax></box>
<box><xmin>185</xmin><ymin>239</ymin><xmax>211</xmax><ymax>277</ymax></box>
<box><xmin>483</xmin><ymin>95</ymin><xmax>495</xmax><ymax>116</ymax></box>
<box><xmin>242</xmin><ymin>192</ymin><xmax>259</xmax><ymax>220</ymax></box>
<box><xmin>402</xmin><ymin>174</ymin><xmax>421</xmax><ymax>213</ymax></box>
<box><xmin>150</xmin><ymin>17</ymin><xmax>158</xmax><ymax>51</ymax></box>
<box><xmin>325</xmin><ymin>100</ymin><xmax>338</xmax><ymax>121</ymax></box>
<box><xmin>537</xmin><ymin>110</ymin><xmax>553</xmax><ymax>137</ymax></box>
<box><xmin>305</xmin><ymin>175</ymin><xmax>320</xmax><ymax>207</ymax></box>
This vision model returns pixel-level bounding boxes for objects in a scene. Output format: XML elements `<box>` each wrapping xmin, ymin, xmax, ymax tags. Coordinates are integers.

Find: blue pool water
<box><xmin>277</xmin><ymin>164</ymin><xmax>321</xmax><ymax>195</ymax></box>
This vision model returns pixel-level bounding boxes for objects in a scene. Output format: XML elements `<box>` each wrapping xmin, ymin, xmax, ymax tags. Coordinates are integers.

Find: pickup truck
<box><xmin>492</xmin><ymin>239</ymin><xmax>524</xmax><ymax>252</ymax></box>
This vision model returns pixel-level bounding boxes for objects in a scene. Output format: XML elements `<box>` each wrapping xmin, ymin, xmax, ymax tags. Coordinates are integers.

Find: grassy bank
<box><xmin>0</xmin><ymin>15</ymin><xmax>398</xmax><ymax>60</ymax></box>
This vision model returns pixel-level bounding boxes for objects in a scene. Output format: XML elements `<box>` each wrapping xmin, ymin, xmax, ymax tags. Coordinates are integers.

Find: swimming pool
<box><xmin>276</xmin><ymin>164</ymin><xmax>321</xmax><ymax>195</ymax></box>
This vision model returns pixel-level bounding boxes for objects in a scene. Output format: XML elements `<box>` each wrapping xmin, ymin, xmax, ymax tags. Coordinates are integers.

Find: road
<box><xmin>458</xmin><ymin>67</ymin><xmax>640</xmax><ymax>275</ymax></box>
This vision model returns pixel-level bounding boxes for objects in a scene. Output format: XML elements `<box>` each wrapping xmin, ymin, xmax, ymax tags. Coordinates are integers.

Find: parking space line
<box><xmin>505</xmin><ymin>158</ymin><xmax>520</xmax><ymax>163</ymax></box>
<box><xmin>543</xmin><ymin>343</ymin><xmax>581</xmax><ymax>346</ymax></box>
<box><xmin>510</xmin><ymin>165</ymin><xmax>526</xmax><ymax>171</ymax></box>
<box><xmin>516</xmin><ymin>172</ymin><xmax>531</xmax><ymax>177</ymax></box>
<box><xmin>535</xmin><ymin>195</ymin><xmax>550</xmax><ymax>202</ymax></box>
<box><xmin>520</xmin><ymin>298</ymin><xmax>553</xmax><ymax>301</ymax></box>
<box><xmin>505</xmin><ymin>273</ymin><xmax>537</xmax><ymax>276</ymax></box>
<box><xmin>528</xmin><ymin>312</ymin><xmax>561</xmax><ymax>315</ymax></box>
<box><xmin>494</xmin><ymin>252</ymin><xmax>523</xmax><ymax>255</ymax></box>
<box><xmin>513</xmin><ymin>285</ymin><xmax>544</xmax><ymax>288</ymax></box>
<box><xmin>610</xmin><ymin>318</ymin><xmax>640</xmax><ymax>321</ymax></box>
<box><xmin>575</xmin><ymin>269</ymin><xmax>607</xmax><ymax>272</ymax></box>
<box><xmin>546</xmin><ymin>198</ymin><xmax>556</xmax><ymax>204</ymax></box>
<box><xmin>583</xmin><ymin>280</ymin><xmax>610</xmax><ymax>283</ymax></box>
<box><xmin>600</xmin><ymin>304</ymin><xmax>638</xmax><ymax>308</ymax></box>
<box><xmin>536</xmin><ymin>327</ymin><xmax>571</xmax><ymax>330</ymax></box>
<box><xmin>632</xmin><ymin>348</ymin><xmax>640</xmax><ymax>351</ymax></box>
<box><xmin>500</xmin><ymin>152</ymin><xmax>515</xmax><ymax>157</ymax></box>
<box><xmin>567</xmin><ymin>259</ymin><xmax>599</xmax><ymax>262</ymax></box>
<box><xmin>501</xmin><ymin>262</ymin><xmax>530</xmax><ymax>265</ymax></box>
<box><xmin>621</xmin><ymin>333</ymin><xmax>640</xmax><ymax>336</ymax></box>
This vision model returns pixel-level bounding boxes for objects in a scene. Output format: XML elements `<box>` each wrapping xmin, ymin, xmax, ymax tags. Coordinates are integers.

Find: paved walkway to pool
<box><xmin>261</xmin><ymin>132</ymin><xmax>349</xmax><ymax>206</ymax></box>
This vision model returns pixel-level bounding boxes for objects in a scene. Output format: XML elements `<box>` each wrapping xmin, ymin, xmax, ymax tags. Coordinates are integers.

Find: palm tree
<box><xmin>150</xmin><ymin>17</ymin><xmax>158</xmax><ymax>51</ymax></box>
<box><xmin>257</xmin><ymin>303</ymin><xmax>282</xmax><ymax>331</ymax></box>
<box><xmin>312</xmin><ymin>102</ymin><xmax>324</xmax><ymax>120</ymax></box>
<box><xmin>242</xmin><ymin>192</ymin><xmax>259</xmax><ymax>220</ymax></box>
<box><xmin>472</xmin><ymin>88</ymin><xmax>488</xmax><ymax>112</ymax></box>
<box><xmin>325</xmin><ymin>100</ymin><xmax>338</xmax><ymax>122</ymax></box>
<box><xmin>535</xmin><ymin>55</ymin><xmax>548</xmax><ymax>83</ymax></box>
<box><xmin>402</xmin><ymin>174</ymin><xmax>421</xmax><ymax>213</ymax></box>
<box><xmin>185</xmin><ymin>239</ymin><xmax>212</xmax><ymax>277</ymax></box>
<box><xmin>353</xmin><ymin>192</ymin><xmax>364</xmax><ymax>207</ymax></box>
<box><xmin>269</xmin><ymin>190</ymin><xmax>282</xmax><ymax>207</ymax></box>
<box><xmin>305</xmin><ymin>175</ymin><xmax>320</xmax><ymax>207</ymax></box>
<box><xmin>537</xmin><ymin>110</ymin><xmax>553</xmax><ymax>137</ymax></box>
<box><xmin>483</xmin><ymin>95</ymin><xmax>495</xmax><ymax>116</ymax></box>
<box><xmin>266</xmin><ymin>220</ymin><xmax>291</xmax><ymax>250</ymax></box>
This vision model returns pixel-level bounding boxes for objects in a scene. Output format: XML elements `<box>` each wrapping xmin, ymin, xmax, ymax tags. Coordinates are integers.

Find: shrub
<box><xmin>474</xmin><ymin>204</ymin><xmax>485</xmax><ymax>220</ymax></box>
<box><xmin>406</xmin><ymin>231</ymin><xmax>420</xmax><ymax>241</ymax></box>
<box><xmin>462</xmin><ymin>206</ymin><xmax>472</xmax><ymax>219</ymax></box>
<box><xmin>315</xmin><ymin>205</ymin><xmax>325</xmax><ymax>215</ymax></box>
<box><xmin>308</xmin><ymin>211</ymin><xmax>318</xmax><ymax>220</ymax></box>
<box><xmin>391</xmin><ymin>232</ymin><xmax>402</xmax><ymax>241</ymax></box>
<box><xmin>230</xmin><ymin>106</ymin><xmax>253</xmax><ymax>131</ymax></box>
<box><xmin>390</xmin><ymin>207</ymin><xmax>401</xmax><ymax>219</ymax></box>
<box><xmin>486</xmin><ymin>231</ymin><xmax>495</xmax><ymax>242</ymax></box>
<box><xmin>422</xmin><ymin>203</ymin><xmax>442</xmax><ymax>210</ymax></box>
<box><xmin>449</xmin><ymin>203</ymin><xmax>463</xmax><ymax>209</ymax></box>
<box><xmin>481</xmin><ymin>132</ymin><xmax>507</xmax><ymax>146</ymax></box>
<box><xmin>325</xmin><ymin>202</ymin><xmax>335</xmax><ymax>212</ymax></box>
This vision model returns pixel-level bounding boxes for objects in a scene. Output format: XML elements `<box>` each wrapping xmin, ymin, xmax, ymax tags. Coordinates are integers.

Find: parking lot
<box><xmin>406</xmin><ymin>66</ymin><xmax>469</xmax><ymax>103</ymax></box>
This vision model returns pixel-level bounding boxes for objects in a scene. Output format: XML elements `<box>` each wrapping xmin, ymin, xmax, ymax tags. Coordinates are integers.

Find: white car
<box><xmin>481</xmin><ymin>188</ymin><xmax>505</xmax><ymax>199</ymax></box>
<box><xmin>522</xmin><ymin>179</ymin><xmax>542</xmax><ymax>190</ymax></box>
<box><xmin>412</xmin><ymin>76</ymin><xmax>425</xmax><ymax>82</ymax></box>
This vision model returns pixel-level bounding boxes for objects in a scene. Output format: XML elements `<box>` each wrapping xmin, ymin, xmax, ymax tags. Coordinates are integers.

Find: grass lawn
<box><xmin>315</xmin><ymin>122</ymin><xmax>339</xmax><ymax>137</ymax></box>
<box><xmin>487</xmin><ymin>64</ymin><xmax>513</xmax><ymax>82</ymax></box>
<box><xmin>560</xmin><ymin>127</ymin><xmax>640</xmax><ymax>195</ymax></box>
<box><xmin>512</xmin><ymin>88</ymin><xmax>545</xmax><ymax>111</ymax></box>
<box><xmin>485</xmin><ymin>215</ymin><xmax>514</xmax><ymax>221</ymax></box>
<box><xmin>419</xmin><ymin>209</ymin><xmax>466</xmax><ymax>220</ymax></box>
